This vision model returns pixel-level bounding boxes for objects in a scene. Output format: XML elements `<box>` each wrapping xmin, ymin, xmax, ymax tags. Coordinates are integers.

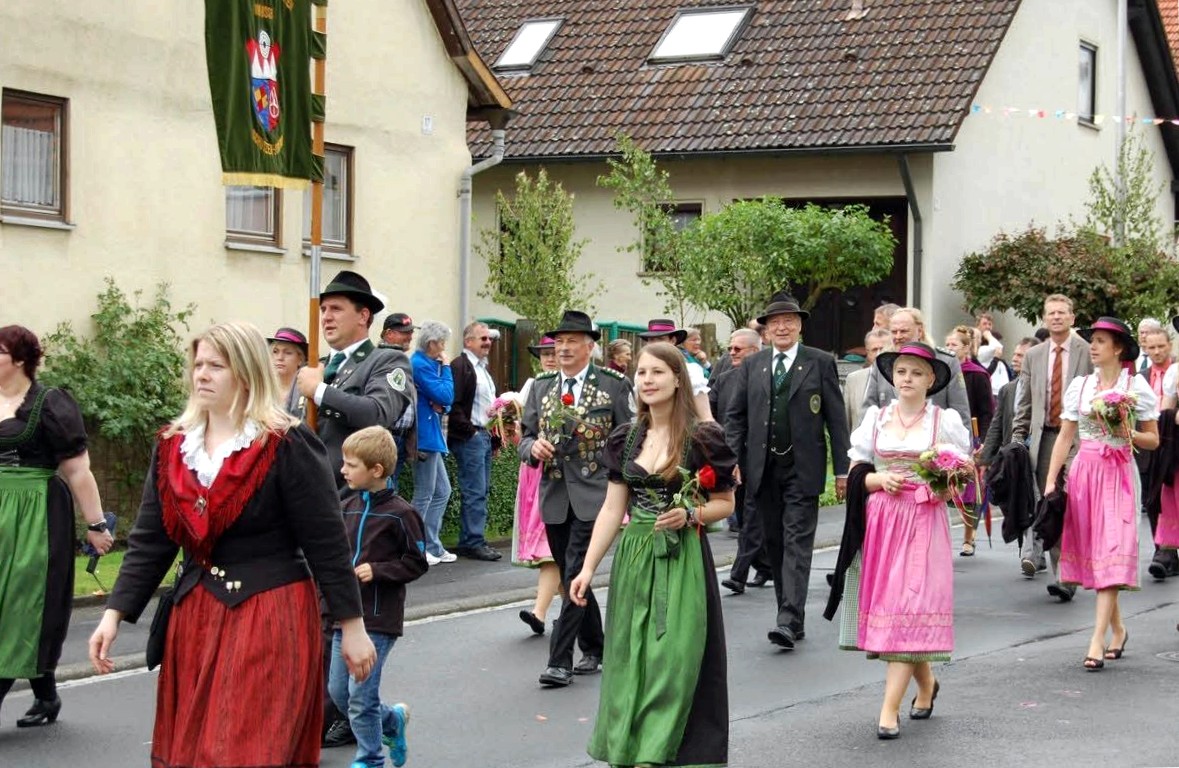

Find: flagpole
<box><xmin>306</xmin><ymin>0</ymin><xmax>327</xmax><ymax>429</ymax></box>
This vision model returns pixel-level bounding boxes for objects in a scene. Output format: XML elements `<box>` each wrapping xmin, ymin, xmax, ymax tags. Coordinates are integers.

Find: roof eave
<box><xmin>473</xmin><ymin>141</ymin><xmax>956</xmax><ymax>165</ymax></box>
<box><xmin>1130</xmin><ymin>0</ymin><xmax>1179</xmax><ymax>176</ymax></box>
<box><xmin>423</xmin><ymin>0</ymin><xmax>514</xmax><ymax>119</ymax></box>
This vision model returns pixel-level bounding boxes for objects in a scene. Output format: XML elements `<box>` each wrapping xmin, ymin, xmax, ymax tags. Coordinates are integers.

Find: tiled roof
<box><xmin>461</xmin><ymin>0</ymin><xmax>1021</xmax><ymax>159</ymax></box>
<box><xmin>1160</xmin><ymin>0</ymin><xmax>1179</xmax><ymax>78</ymax></box>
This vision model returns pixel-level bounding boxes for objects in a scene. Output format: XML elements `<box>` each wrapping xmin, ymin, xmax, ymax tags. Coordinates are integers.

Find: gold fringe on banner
<box><xmin>222</xmin><ymin>172</ymin><xmax>310</xmax><ymax>190</ymax></box>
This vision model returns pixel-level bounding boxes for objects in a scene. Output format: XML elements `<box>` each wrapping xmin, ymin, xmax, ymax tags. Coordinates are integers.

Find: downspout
<box><xmin>459</xmin><ymin>129</ymin><xmax>506</xmax><ymax>327</ymax></box>
<box><xmin>897</xmin><ymin>154</ymin><xmax>923</xmax><ymax>310</ymax></box>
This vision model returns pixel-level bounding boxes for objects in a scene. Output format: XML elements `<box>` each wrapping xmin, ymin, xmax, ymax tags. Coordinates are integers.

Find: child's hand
<box><xmin>354</xmin><ymin>563</ymin><xmax>373</xmax><ymax>583</ymax></box>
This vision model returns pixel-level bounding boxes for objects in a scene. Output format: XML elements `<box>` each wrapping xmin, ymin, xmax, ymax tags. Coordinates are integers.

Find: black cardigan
<box><xmin>447</xmin><ymin>352</ymin><xmax>478</xmax><ymax>443</ymax></box>
<box><xmin>107</xmin><ymin>424</ymin><xmax>362</xmax><ymax>624</ymax></box>
<box><xmin>823</xmin><ymin>462</ymin><xmax>875</xmax><ymax>622</ymax></box>
<box><xmin>984</xmin><ymin>442</ymin><xmax>1037</xmax><ymax>545</ymax></box>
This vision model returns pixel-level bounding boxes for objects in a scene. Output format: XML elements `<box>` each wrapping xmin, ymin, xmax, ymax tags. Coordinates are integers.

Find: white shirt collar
<box><xmin>463</xmin><ymin>348</ymin><xmax>488</xmax><ymax>367</ymax></box>
<box><xmin>180</xmin><ymin>419</ymin><xmax>262</xmax><ymax>488</ymax></box>
<box><xmin>560</xmin><ymin>364</ymin><xmax>590</xmax><ymax>385</ymax></box>
<box><xmin>772</xmin><ymin>343</ymin><xmax>799</xmax><ymax>362</ymax></box>
<box><xmin>329</xmin><ymin>337</ymin><xmax>367</xmax><ymax>362</ymax></box>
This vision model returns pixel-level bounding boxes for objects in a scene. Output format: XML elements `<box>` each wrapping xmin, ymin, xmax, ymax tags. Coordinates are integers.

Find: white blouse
<box><xmin>847</xmin><ymin>402</ymin><xmax>972</xmax><ymax>464</ymax></box>
<box><xmin>1162</xmin><ymin>365</ymin><xmax>1178</xmax><ymax>399</ymax></box>
<box><xmin>1060</xmin><ymin>371</ymin><xmax>1159</xmax><ymax>423</ymax></box>
<box><xmin>181</xmin><ymin>419</ymin><xmax>262</xmax><ymax>488</ymax></box>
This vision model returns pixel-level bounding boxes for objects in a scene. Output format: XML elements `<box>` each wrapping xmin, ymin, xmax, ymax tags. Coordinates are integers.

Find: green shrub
<box><xmin>39</xmin><ymin>279</ymin><xmax>193</xmax><ymax>532</ymax></box>
<box><xmin>396</xmin><ymin>449</ymin><xmax>521</xmax><ymax>543</ymax></box>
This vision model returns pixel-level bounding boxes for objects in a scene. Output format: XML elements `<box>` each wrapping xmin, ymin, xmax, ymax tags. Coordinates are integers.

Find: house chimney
<box><xmin>846</xmin><ymin>0</ymin><xmax>867</xmax><ymax>20</ymax></box>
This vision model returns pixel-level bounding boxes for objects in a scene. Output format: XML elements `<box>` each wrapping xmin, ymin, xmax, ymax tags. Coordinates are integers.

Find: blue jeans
<box><xmin>451</xmin><ymin>429</ymin><xmax>491</xmax><ymax>549</ymax></box>
<box><xmin>411</xmin><ymin>451</ymin><xmax>451</xmax><ymax>557</ymax></box>
<box><xmin>328</xmin><ymin>630</ymin><xmax>400</xmax><ymax>768</ymax></box>
<box><xmin>391</xmin><ymin>435</ymin><xmax>408</xmax><ymax>487</ymax></box>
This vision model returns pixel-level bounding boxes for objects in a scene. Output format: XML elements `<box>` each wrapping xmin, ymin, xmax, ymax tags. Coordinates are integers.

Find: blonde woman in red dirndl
<box><xmin>88</xmin><ymin>322</ymin><xmax>376</xmax><ymax>767</ymax></box>
<box><xmin>1044</xmin><ymin>317</ymin><xmax>1158</xmax><ymax>671</ymax></box>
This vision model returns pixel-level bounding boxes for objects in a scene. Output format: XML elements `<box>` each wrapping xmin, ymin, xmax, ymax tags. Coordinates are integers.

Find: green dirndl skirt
<box><xmin>587</xmin><ymin>506</ymin><xmax>727</xmax><ymax>767</ymax></box>
<box><xmin>0</xmin><ymin>466</ymin><xmax>58</xmax><ymax>679</ymax></box>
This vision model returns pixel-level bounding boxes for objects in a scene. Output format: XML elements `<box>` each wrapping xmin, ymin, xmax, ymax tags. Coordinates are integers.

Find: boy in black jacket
<box><xmin>330</xmin><ymin>426</ymin><xmax>429</xmax><ymax>768</ymax></box>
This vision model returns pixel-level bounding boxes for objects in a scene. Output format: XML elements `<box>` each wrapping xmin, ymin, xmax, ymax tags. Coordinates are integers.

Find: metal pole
<box><xmin>306</xmin><ymin>0</ymin><xmax>327</xmax><ymax>428</ymax></box>
<box><xmin>1115</xmin><ymin>0</ymin><xmax>1127</xmax><ymax>247</ymax></box>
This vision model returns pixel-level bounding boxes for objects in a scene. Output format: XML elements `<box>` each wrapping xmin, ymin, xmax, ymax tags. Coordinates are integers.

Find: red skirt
<box><xmin>152</xmin><ymin>579</ymin><xmax>323</xmax><ymax>768</ymax></box>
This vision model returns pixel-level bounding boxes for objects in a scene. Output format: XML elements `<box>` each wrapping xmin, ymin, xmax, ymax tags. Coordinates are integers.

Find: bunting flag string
<box><xmin>968</xmin><ymin>103</ymin><xmax>1179</xmax><ymax>126</ymax></box>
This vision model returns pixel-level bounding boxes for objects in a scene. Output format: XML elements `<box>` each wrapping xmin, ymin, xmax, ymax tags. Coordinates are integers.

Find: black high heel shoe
<box><xmin>1104</xmin><ymin>629</ymin><xmax>1129</xmax><ymax>660</ymax></box>
<box><xmin>909</xmin><ymin>679</ymin><xmax>940</xmax><ymax>720</ymax></box>
<box><xmin>16</xmin><ymin>695</ymin><xmax>62</xmax><ymax>727</ymax></box>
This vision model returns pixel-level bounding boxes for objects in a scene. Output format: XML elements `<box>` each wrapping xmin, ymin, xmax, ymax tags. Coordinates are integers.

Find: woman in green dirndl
<box><xmin>571</xmin><ymin>342</ymin><xmax>736</xmax><ymax>767</ymax></box>
<box><xmin>0</xmin><ymin>325</ymin><xmax>112</xmax><ymax>727</ymax></box>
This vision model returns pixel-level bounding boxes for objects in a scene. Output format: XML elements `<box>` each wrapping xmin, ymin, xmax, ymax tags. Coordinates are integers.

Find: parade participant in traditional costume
<box><xmin>0</xmin><ymin>325</ymin><xmax>113</xmax><ymax>728</ymax></box>
<box><xmin>1135</xmin><ymin>325</ymin><xmax>1178</xmax><ymax>580</ymax></box>
<box><xmin>944</xmin><ymin>325</ymin><xmax>994</xmax><ymax>556</ymax></box>
<box><xmin>572</xmin><ymin>342</ymin><xmax>736</xmax><ymax>766</ymax></box>
<box><xmin>1044</xmin><ymin>317</ymin><xmax>1158</xmax><ymax>670</ymax></box>
<box><xmin>519</xmin><ymin>311</ymin><xmax>634</xmax><ymax>688</ymax></box>
<box><xmin>89</xmin><ymin>322</ymin><xmax>376</xmax><ymax>766</ymax></box>
<box><xmin>723</xmin><ymin>293</ymin><xmax>849</xmax><ymax>650</ymax></box>
<box><xmin>514</xmin><ymin>336</ymin><xmax>562</xmax><ymax>635</ymax></box>
<box><xmin>640</xmin><ymin>319</ymin><xmax>712</xmax><ymax>421</ymax></box>
<box><xmin>843</xmin><ymin>342</ymin><xmax>971</xmax><ymax>739</ymax></box>
<box><xmin>268</xmin><ymin>326</ymin><xmax>308</xmax><ymax>414</ymax></box>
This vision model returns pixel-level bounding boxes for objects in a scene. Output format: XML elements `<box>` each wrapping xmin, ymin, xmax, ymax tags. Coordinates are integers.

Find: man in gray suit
<box><xmin>296</xmin><ymin>270</ymin><xmax>413</xmax><ymax>488</ymax></box>
<box><xmin>724</xmin><ymin>294</ymin><xmax>850</xmax><ymax>650</ymax></box>
<box><xmin>519</xmin><ymin>311</ymin><xmax>634</xmax><ymax>687</ymax></box>
<box><xmin>1011</xmin><ymin>294</ymin><xmax>1092</xmax><ymax>600</ymax></box>
<box><xmin>862</xmin><ymin>307</ymin><xmax>971</xmax><ymax>428</ymax></box>
<box><xmin>844</xmin><ymin>328</ymin><xmax>890</xmax><ymax>433</ymax></box>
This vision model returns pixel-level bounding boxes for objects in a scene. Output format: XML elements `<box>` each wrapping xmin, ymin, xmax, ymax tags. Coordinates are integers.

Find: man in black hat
<box><xmin>381</xmin><ymin>312</ymin><xmax>416</xmax><ymax>351</ymax></box>
<box><xmin>519</xmin><ymin>310</ymin><xmax>634</xmax><ymax>687</ymax></box>
<box><xmin>294</xmin><ymin>270</ymin><xmax>415</xmax><ymax>748</ymax></box>
<box><xmin>379</xmin><ymin>312</ymin><xmax>419</xmax><ymax>484</ymax></box>
<box><xmin>723</xmin><ymin>293</ymin><xmax>850</xmax><ymax>650</ymax></box>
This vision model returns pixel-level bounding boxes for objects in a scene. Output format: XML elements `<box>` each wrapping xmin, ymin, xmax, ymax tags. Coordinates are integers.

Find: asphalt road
<box><xmin>2</xmin><ymin>516</ymin><xmax>1178</xmax><ymax>768</ymax></box>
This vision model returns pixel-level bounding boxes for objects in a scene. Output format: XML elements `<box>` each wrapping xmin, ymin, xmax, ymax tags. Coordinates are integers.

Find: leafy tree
<box><xmin>477</xmin><ymin>168</ymin><xmax>600</xmax><ymax>333</ymax></box>
<box><xmin>1086</xmin><ymin>130</ymin><xmax>1166</xmax><ymax>250</ymax></box>
<box><xmin>40</xmin><ymin>279</ymin><xmax>194</xmax><ymax>520</ymax></box>
<box><xmin>596</xmin><ymin>134</ymin><xmax>694</xmax><ymax>323</ymax></box>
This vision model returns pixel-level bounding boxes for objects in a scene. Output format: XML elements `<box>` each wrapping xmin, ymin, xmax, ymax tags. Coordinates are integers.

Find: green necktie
<box><xmin>324</xmin><ymin>352</ymin><xmax>346</xmax><ymax>383</ymax></box>
<box><xmin>773</xmin><ymin>352</ymin><xmax>788</xmax><ymax>391</ymax></box>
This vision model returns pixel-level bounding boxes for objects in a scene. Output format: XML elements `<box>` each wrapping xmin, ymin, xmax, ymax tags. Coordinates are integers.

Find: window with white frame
<box><xmin>1078</xmin><ymin>43</ymin><xmax>1097</xmax><ymax>124</ymax></box>
<box><xmin>649</xmin><ymin>7</ymin><xmax>751</xmax><ymax>63</ymax></box>
<box><xmin>1</xmin><ymin>90</ymin><xmax>68</xmax><ymax>221</ymax></box>
<box><xmin>303</xmin><ymin>144</ymin><xmax>352</xmax><ymax>252</ymax></box>
<box><xmin>226</xmin><ymin>186</ymin><xmax>281</xmax><ymax>245</ymax></box>
<box><xmin>495</xmin><ymin>19</ymin><xmax>563</xmax><ymax>72</ymax></box>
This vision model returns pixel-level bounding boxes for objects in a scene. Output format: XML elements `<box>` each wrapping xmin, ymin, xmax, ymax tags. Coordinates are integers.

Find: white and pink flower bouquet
<box><xmin>914</xmin><ymin>444</ymin><xmax>976</xmax><ymax>519</ymax></box>
<box><xmin>1089</xmin><ymin>389</ymin><xmax>1138</xmax><ymax>439</ymax></box>
<box><xmin>487</xmin><ymin>392</ymin><xmax>523</xmax><ymax>445</ymax></box>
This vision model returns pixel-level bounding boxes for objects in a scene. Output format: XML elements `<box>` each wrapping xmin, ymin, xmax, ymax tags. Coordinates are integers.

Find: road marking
<box><xmin>56</xmin><ymin>666</ymin><xmax>155</xmax><ymax>689</ymax></box>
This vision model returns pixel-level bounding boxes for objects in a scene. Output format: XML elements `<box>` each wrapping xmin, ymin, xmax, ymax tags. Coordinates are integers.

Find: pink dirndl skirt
<box><xmin>1156</xmin><ymin>476</ymin><xmax>1179</xmax><ymax>549</ymax></box>
<box><xmin>1059</xmin><ymin>440</ymin><xmax>1139</xmax><ymax>590</ymax></box>
<box><xmin>858</xmin><ymin>483</ymin><xmax>954</xmax><ymax>658</ymax></box>
<box><xmin>512</xmin><ymin>462</ymin><xmax>552</xmax><ymax>565</ymax></box>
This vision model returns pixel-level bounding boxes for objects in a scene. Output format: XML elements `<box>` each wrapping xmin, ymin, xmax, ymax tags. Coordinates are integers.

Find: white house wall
<box><xmin>925</xmin><ymin>0</ymin><xmax>1176</xmax><ymax>337</ymax></box>
<box><xmin>469</xmin><ymin>152</ymin><xmax>909</xmax><ymax>340</ymax></box>
<box><xmin>0</xmin><ymin>0</ymin><xmax>473</xmax><ymax>342</ymax></box>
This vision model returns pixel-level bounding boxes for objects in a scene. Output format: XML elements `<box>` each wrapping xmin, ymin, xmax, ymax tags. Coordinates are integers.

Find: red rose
<box><xmin>561</xmin><ymin>393</ymin><xmax>575</xmax><ymax>406</ymax></box>
<box><xmin>698</xmin><ymin>465</ymin><xmax>717</xmax><ymax>490</ymax></box>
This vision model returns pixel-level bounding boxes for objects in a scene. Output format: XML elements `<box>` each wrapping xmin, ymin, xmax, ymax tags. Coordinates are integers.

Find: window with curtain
<box><xmin>1</xmin><ymin>90</ymin><xmax>68</xmax><ymax>220</ymax></box>
<box><xmin>304</xmin><ymin>144</ymin><xmax>352</xmax><ymax>252</ymax></box>
<box><xmin>226</xmin><ymin>186</ymin><xmax>281</xmax><ymax>244</ymax></box>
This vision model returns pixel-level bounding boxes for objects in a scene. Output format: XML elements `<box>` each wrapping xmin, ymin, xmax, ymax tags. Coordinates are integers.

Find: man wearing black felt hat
<box><xmin>519</xmin><ymin>310</ymin><xmax>634</xmax><ymax>687</ymax></box>
<box><xmin>723</xmin><ymin>292</ymin><xmax>850</xmax><ymax>651</ymax></box>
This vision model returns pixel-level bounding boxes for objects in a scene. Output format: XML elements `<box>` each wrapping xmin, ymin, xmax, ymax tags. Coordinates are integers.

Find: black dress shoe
<box><xmin>573</xmin><ymin>654</ymin><xmax>602</xmax><ymax>675</ymax></box>
<box><xmin>16</xmin><ymin>696</ymin><xmax>61</xmax><ymax>728</ymax></box>
<box><xmin>1047</xmin><ymin>582</ymin><xmax>1076</xmax><ymax>602</ymax></box>
<box><xmin>767</xmin><ymin>625</ymin><xmax>796</xmax><ymax>649</ymax></box>
<box><xmin>321</xmin><ymin>717</ymin><xmax>356</xmax><ymax>747</ymax></box>
<box><xmin>458</xmin><ymin>544</ymin><xmax>502</xmax><ymax>561</ymax></box>
<box><xmin>721</xmin><ymin>578</ymin><xmax>745</xmax><ymax>595</ymax></box>
<box><xmin>519</xmin><ymin>610</ymin><xmax>546</xmax><ymax>635</ymax></box>
<box><xmin>909</xmin><ymin>679</ymin><xmax>939</xmax><ymax>720</ymax></box>
<box><xmin>539</xmin><ymin>666</ymin><xmax>573</xmax><ymax>687</ymax></box>
<box><xmin>1149</xmin><ymin>561</ymin><xmax>1168</xmax><ymax>580</ymax></box>
<box><xmin>748</xmin><ymin>572</ymin><xmax>771</xmax><ymax>588</ymax></box>
<box><xmin>877</xmin><ymin>723</ymin><xmax>900</xmax><ymax>740</ymax></box>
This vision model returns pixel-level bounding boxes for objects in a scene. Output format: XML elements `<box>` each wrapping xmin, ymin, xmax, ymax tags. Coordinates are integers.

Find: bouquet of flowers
<box><xmin>645</xmin><ymin>463</ymin><xmax>718</xmax><ymax>543</ymax></box>
<box><xmin>542</xmin><ymin>391</ymin><xmax>582</xmax><ymax>448</ymax></box>
<box><xmin>914</xmin><ymin>444</ymin><xmax>976</xmax><ymax>520</ymax></box>
<box><xmin>487</xmin><ymin>392</ymin><xmax>522</xmax><ymax>445</ymax></box>
<box><xmin>1089</xmin><ymin>389</ymin><xmax>1138</xmax><ymax>439</ymax></box>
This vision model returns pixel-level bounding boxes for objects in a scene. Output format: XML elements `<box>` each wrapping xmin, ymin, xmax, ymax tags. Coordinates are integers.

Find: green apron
<box><xmin>0</xmin><ymin>465</ymin><xmax>57</xmax><ymax>678</ymax></box>
<box><xmin>587</xmin><ymin>501</ymin><xmax>710</xmax><ymax>767</ymax></box>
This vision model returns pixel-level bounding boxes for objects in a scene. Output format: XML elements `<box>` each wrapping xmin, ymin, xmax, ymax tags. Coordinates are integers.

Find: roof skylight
<box><xmin>495</xmin><ymin>18</ymin><xmax>563</xmax><ymax>71</ymax></box>
<box><xmin>649</xmin><ymin>7</ymin><xmax>751</xmax><ymax>63</ymax></box>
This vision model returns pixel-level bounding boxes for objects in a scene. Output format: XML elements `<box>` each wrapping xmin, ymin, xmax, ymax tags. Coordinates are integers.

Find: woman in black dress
<box><xmin>0</xmin><ymin>325</ymin><xmax>113</xmax><ymax>727</ymax></box>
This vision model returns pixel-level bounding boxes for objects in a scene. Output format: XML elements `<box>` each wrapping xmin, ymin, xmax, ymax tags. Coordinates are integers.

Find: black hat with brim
<box><xmin>545</xmin><ymin>310</ymin><xmax>600</xmax><ymax>341</ymax></box>
<box><xmin>528</xmin><ymin>336</ymin><xmax>556</xmax><ymax>359</ymax></box>
<box><xmin>267</xmin><ymin>327</ymin><xmax>309</xmax><ymax>357</ymax></box>
<box><xmin>637</xmin><ymin>319</ymin><xmax>688</xmax><ymax>345</ymax></box>
<box><xmin>876</xmin><ymin>342</ymin><xmax>953</xmax><ymax>397</ymax></box>
<box><xmin>757</xmin><ymin>294</ymin><xmax>810</xmax><ymax>325</ymax></box>
<box><xmin>1078</xmin><ymin>317</ymin><xmax>1139</xmax><ymax>362</ymax></box>
<box><xmin>1171</xmin><ymin>315</ymin><xmax>1179</xmax><ymax>335</ymax></box>
<box><xmin>320</xmin><ymin>270</ymin><xmax>385</xmax><ymax>315</ymax></box>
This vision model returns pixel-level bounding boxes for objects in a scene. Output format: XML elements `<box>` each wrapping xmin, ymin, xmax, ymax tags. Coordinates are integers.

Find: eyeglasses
<box><xmin>469</xmin><ymin>336</ymin><xmax>491</xmax><ymax>341</ymax></box>
<box><xmin>728</xmin><ymin>345</ymin><xmax>752</xmax><ymax>353</ymax></box>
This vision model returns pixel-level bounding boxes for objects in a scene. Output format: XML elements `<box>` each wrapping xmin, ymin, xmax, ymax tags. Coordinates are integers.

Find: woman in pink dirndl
<box><xmin>513</xmin><ymin>337</ymin><xmax>562</xmax><ymax>635</ymax></box>
<box><xmin>1045</xmin><ymin>317</ymin><xmax>1158</xmax><ymax>670</ymax></box>
<box><xmin>845</xmin><ymin>342</ymin><xmax>971</xmax><ymax>739</ymax></box>
<box><xmin>1155</xmin><ymin>349</ymin><xmax>1179</xmax><ymax>577</ymax></box>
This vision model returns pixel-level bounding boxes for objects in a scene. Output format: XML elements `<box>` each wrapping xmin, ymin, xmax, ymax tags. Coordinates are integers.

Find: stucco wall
<box><xmin>469</xmin><ymin>152</ymin><xmax>909</xmax><ymax>340</ymax></box>
<box><xmin>925</xmin><ymin>0</ymin><xmax>1176</xmax><ymax>338</ymax></box>
<box><xmin>0</xmin><ymin>0</ymin><xmax>473</xmax><ymax>343</ymax></box>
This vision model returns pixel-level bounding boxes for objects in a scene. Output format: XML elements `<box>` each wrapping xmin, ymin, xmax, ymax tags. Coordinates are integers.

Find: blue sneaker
<box><xmin>382</xmin><ymin>702</ymin><xmax>409</xmax><ymax>767</ymax></box>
